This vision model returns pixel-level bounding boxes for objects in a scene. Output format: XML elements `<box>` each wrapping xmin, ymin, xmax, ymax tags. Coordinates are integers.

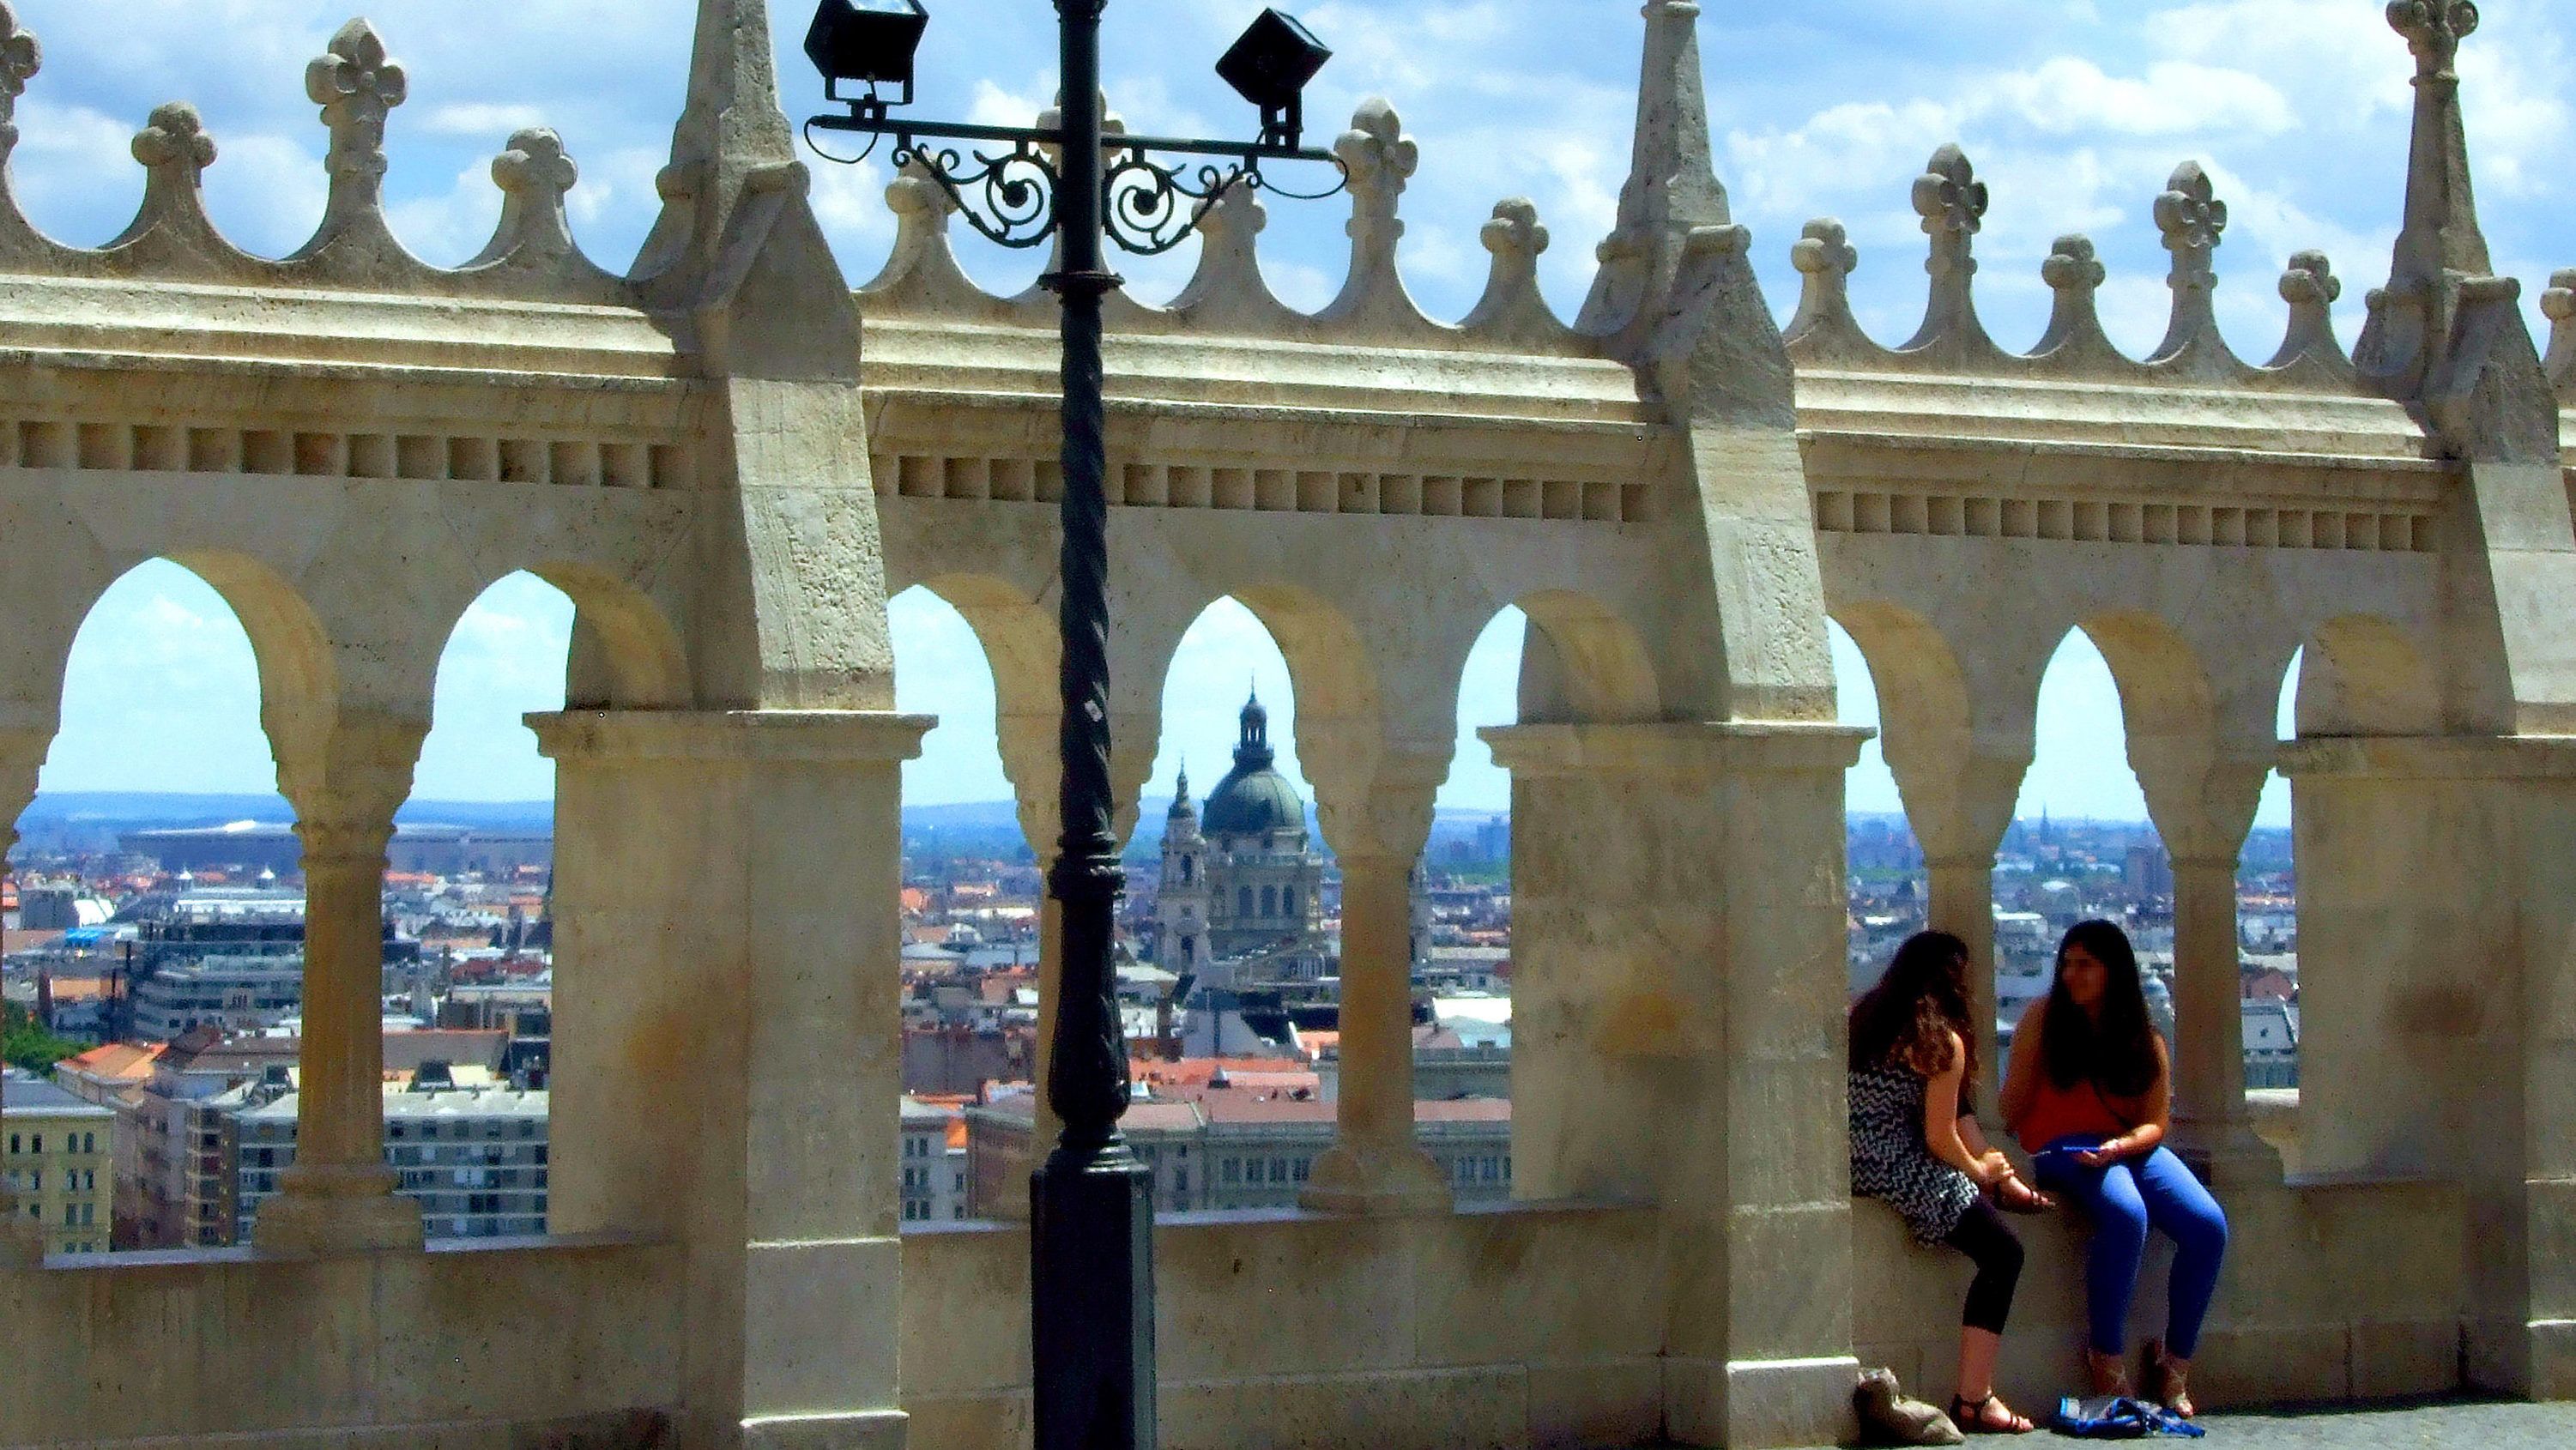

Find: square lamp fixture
<box><xmin>1216</xmin><ymin>9</ymin><xmax>1332</xmax><ymax>149</ymax></box>
<box><xmin>806</xmin><ymin>0</ymin><xmax>930</xmax><ymax>109</ymax></box>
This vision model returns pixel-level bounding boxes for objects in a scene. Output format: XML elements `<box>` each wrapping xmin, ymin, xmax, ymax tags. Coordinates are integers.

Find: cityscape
<box><xmin>2</xmin><ymin>709</ymin><xmax>2303</xmax><ymax>1250</ymax></box>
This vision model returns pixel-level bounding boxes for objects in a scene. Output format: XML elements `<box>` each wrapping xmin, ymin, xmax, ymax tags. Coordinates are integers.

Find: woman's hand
<box><xmin>2073</xmin><ymin>1137</ymin><xmax>2138</xmax><ymax>1169</ymax></box>
<box><xmin>1975</xmin><ymin>1149</ymin><xmax>2012</xmax><ymax>1185</ymax></box>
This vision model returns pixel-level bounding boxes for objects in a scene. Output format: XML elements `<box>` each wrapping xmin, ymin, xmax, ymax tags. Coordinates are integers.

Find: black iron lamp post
<box><xmin>802</xmin><ymin>8</ymin><xmax>1339</xmax><ymax>1450</ymax></box>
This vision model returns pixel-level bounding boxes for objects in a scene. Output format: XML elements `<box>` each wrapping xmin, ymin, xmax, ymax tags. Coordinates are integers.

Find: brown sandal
<box><xmin>2084</xmin><ymin>1346</ymin><xmax>2132</xmax><ymax>1398</ymax></box>
<box><xmin>2146</xmin><ymin>1339</ymin><xmax>2195</xmax><ymax>1419</ymax></box>
<box><xmin>1949</xmin><ymin>1393</ymin><xmax>2035</xmax><ymax>1435</ymax></box>
<box><xmin>1993</xmin><ymin>1169</ymin><xmax>2054</xmax><ymax>1215</ymax></box>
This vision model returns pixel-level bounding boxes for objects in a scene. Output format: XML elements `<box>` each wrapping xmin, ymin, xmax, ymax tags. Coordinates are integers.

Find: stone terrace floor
<box><xmin>1793</xmin><ymin>1397</ymin><xmax>2566</xmax><ymax>1447</ymax></box>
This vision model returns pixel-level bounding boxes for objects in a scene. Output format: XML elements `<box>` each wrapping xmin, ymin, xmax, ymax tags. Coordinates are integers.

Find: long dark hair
<box><xmin>2041</xmin><ymin>919</ymin><xmax>2162</xmax><ymax>1097</ymax></box>
<box><xmin>1850</xmin><ymin>931</ymin><xmax>1979</xmax><ymax>1091</ymax></box>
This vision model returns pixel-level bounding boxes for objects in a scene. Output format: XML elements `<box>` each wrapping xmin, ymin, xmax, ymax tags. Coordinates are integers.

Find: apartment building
<box><xmin>898</xmin><ymin>1097</ymin><xmax>968</xmax><ymax>1223</ymax></box>
<box><xmin>234</xmin><ymin>1080</ymin><xmax>548</xmax><ymax>1242</ymax></box>
<box><xmin>3</xmin><ymin>1073</ymin><xmax>112</xmax><ymax>1255</ymax></box>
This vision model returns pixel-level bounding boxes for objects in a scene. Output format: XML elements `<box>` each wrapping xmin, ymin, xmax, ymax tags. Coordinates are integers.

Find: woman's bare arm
<box><xmin>1998</xmin><ymin>1000</ymin><xmax>2046</xmax><ymax>1133</ymax></box>
<box><xmin>1922</xmin><ymin>1032</ymin><xmax>1998</xmax><ymax>1183</ymax></box>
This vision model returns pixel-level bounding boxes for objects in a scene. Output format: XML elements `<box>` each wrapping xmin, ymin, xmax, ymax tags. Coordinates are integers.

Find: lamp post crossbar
<box><xmin>808</xmin><ymin>114</ymin><xmax>1342</xmax><ymax>253</ymax></box>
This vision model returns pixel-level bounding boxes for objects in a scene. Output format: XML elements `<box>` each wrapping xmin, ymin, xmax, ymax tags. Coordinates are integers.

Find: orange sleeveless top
<box><xmin>2014</xmin><ymin>1072</ymin><xmax>2137</xmax><ymax>1152</ymax></box>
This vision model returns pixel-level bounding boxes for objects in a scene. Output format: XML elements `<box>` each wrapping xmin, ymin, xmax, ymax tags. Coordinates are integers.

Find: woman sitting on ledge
<box><xmin>1850</xmin><ymin>930</ymin><xmax>2051</xmax><ymax>1436</ymax></box>
<box><xmin>2001</xmin><ymin>919</ymin><xmax>2228</xmax><ymax>1419</ymax></box>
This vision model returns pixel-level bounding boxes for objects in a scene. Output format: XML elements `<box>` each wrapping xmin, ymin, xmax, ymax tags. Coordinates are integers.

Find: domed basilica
<box><xmin>1153</xmin><ymin>692</ymin><xmax>1329</xmax><ymax>986</ymax></box>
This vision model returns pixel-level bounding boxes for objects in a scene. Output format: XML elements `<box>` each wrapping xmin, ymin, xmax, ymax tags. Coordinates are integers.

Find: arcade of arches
<box><xmin>0</xmin><ymin>1</ymin><xmax>2570</xmax><ymax>1448</ymax></box>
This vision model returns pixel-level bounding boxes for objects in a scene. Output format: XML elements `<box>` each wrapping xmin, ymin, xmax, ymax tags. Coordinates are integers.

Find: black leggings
<box><xmin>1942</xmin><ymin>1199</ymin><xmax>2025</xmax><ymax>1333</ymax></box>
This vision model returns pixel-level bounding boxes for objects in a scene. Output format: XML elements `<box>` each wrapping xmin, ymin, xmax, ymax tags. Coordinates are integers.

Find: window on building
<box><xmin>1283</xmin><ymin>885</ymin><xmax>1298</xmax><ymax>916</ymax></box>
<box><xmin>1291</xmin><ymin>1157</ymin><xmax>1309</xmax><ymax>1182</ymax></box>
<box><xmin>1175</xmin><ymin>1167</ymin><xmax>1188</xmax><ymax>1195</ymax></box>
<box><xmin>1238</xmin><ymin>885</ymin><xmax>1254</xmax><ymax>917</ymax></box>
<box><xmin>1261</xmin><ymin>885</ymin><xmax>1277</xmax><ymax>916</ymax></box>
<box><xmin>1181</xmin><ymin>855</ymin><xmax>1194</xmax><ymax>885</ymax></box>
<box><xmin>1221</xmin><ymin>1158</ymin><xmax>1239</xmax><ymax>1184</ymax></box>
<box><xmin>1268</xmin><ymin>1157</ymin><xmax>1285</xmax><ymax>1183</ymax></box>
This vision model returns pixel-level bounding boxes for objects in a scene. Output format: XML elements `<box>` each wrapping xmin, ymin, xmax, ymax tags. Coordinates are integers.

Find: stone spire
<box><xmin>1578</xmin><ymin>0</ymin><xmax>1731</xmax><ymax>335</ymax></box>
<box><xmin>633</xmin><ymin>0</ymin><xmax>801</xmax><ymax>285</ymax></box>
<box><xmin>2357</xmin><ymin>0</ymin><xmax>2501</xmax><ymax>394</ymax></box>
<box><xmin>2386</xmin><ymin>0</ymin><xmax>2492</xmax><ymax>287</ymax></box>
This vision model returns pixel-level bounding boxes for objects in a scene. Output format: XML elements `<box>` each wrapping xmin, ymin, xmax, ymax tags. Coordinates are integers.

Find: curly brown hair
<box><xmin>1848</xmin><ymin>930</ymin><xmax>1980</xmax><ymax>1091</ymax></box>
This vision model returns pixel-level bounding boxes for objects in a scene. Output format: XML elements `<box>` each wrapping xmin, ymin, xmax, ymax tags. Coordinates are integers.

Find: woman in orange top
<box><xmin>2000</xmin><ymin>921</ymin><xmax>2228</xmax><ymax>1418</ymax></box>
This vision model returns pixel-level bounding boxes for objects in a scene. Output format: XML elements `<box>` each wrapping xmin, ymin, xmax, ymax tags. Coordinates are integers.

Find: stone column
<box><xmin>2281</xmin><ymin>735</ymin><xmax>2576</xmax><ymax>1397</ymax></box>
<box><xmin>2130</xmin><ymin>740</ymin><xmax>2271</xmax><ymax>1180</ymax></box>
<box><xmin>254</xmin><ymin>715</ymin><xmax>426</xmax><ymax>1257</ymax></box>
<box><xmin>1884</xmin><ymin>746</ymin><xmax>2028</xmax><ymax>1096</ymax></box>
<box><xmin>1303</xmin><ymin>749</ymin><xmax>1450</xmax><ymax>1217</ymax></box>
<box><xmin>537</xmin><ymin>709</ymin><xmax>930</xmax><ymax>1450</ymax></box>
<box><xmin>1486</xmin><ymin>721</ymin><xmax>1869</xmax><ymax>1450</ymax></box>
<box><xmin>0</xmin><ymin>728</ymin><xmax>45</xmax><ymax>1268</ymax></box>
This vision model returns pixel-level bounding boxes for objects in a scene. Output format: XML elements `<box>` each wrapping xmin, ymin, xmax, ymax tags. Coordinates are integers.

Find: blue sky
<box><xmin>19</xmin><ymin>1</ymin><xmax>2571</xmax><ymax>830</ymax></box>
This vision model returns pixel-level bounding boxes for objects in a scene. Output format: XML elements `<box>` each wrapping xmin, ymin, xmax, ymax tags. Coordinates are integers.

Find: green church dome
<box><xmin>1201</xmin><ymin>692</ymin><xmax>1305</xmax><ymax>838</ymax></box>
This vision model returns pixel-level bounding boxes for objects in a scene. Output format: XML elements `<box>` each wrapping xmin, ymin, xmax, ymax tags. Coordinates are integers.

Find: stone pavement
<box><xmin>1806</xmin><ymin>1396</ymin><xmax>2567</xmax><ymax>1447</ymax></box>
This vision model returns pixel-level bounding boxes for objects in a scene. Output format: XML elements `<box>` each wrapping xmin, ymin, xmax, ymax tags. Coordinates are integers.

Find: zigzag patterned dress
<box><xmin>1848</xmin><ymin>1060</ymin><xmax>1980</xmax><ymax>1245</ymax></box>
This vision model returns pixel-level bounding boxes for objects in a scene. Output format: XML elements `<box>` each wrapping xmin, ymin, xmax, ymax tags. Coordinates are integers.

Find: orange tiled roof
<box><xmin>61</xmin><ymin>1041</ymin><xmax>166</xmax><ymax>1082</ymax></box>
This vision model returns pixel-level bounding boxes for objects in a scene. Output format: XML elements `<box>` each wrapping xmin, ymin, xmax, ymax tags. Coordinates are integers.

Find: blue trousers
<box><xmin>2032</xmin><ymin>1137</ymin><xmax>2229</xmax><ymax>1359</ymax></box>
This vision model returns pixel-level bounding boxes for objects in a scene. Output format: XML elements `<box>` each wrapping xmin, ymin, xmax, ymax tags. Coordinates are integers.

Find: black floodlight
<box><xmin>1216</xmin><ymin>9</ymin><xmax>1331</xmax><ymax>150</ymax></box>
<box><xmin>806</xmin><ymin>0</ymin><xmax>930</xmax><ymax>115</ymax></box>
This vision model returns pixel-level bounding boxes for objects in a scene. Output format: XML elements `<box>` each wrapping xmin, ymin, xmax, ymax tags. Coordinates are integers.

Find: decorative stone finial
<box><xmin>2544</xmin><ymin>268</ymin><xmax>2575</xmax><ymax>390</ymax></box>
<box><xmin>1460</xmin><ymin>198</ymin><xmax>1569</xmax><ymax>343</ymax></box>
<box><xmin>2151</xmin><ymin>162</ymin><xmax>2227</xmax><ymax>359</ymax></box>
<box><xmin>1168</xmin><ymin>175</ymin><xmax>1300</xmax><ymax>330</ymax></box>
<box><xmin>1335</xmin><ymin>99</ymin><xmax>1418</xmax><ymax>258</ymax></box>
<box><xmin>0</xmin><ymin>3</ymin><xmax>39</xmax><ymax>164</ymax></box>
<box><xmin>1785</xmin><ymin>218</ymin><xmax>1858</xmax><ymax>346</ymax></box>
<box><xmin>305</xmin><ymin>20</ymin><xmax>408</xmax><ymax>221</ymax></box>
<box><xmin>859</xmin><ymin>154</ymin><xmax>993</xmax><ymax>311</ymax></box>
<box><xmin>2034</xmin><ymin>234</ymin><xmax>2110</xmax><ymax>357</ymax></box>
<box><xmin>1902</xmin><ymin>145</ymin><xmax>1989</xmax><ymax>350</ymax></box>
<box><xmin>2387</xmin><ymin>0</ymin><xmax>2479</xmax><ymax>77</ymax></box>
<box><xmin>1318</xmin><ymin>99</ymin><xmax>1430</xmax><ymax>335</ymax></box>
<box><xmin>469</xmin><ymin>129</ymin><xmax>579</xmax><ymax>266</ymax></box>
<box><xmin>2267</xmin><ymin>251</ymin><xmax>2349</xmax><ymax>369</ymax></box>
<box><xmin>132</xmin><ymin>101</ymin><xmax>216</xmax><ymax>179</ymax></box>
<box><xmin>118</xmin><ymin>101</ymin><xmax>221</xmax><ymax>253</ymax></box>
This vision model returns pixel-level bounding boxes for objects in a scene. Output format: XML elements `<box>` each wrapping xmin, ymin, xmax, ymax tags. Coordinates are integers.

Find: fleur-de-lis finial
<box><xmin>1335</xmin><ymin>98</ymin><xmax>1419</xmax><ymax>251</ymax></box>
<box><xmin>1913</xmin><ymin>144</ymin><xmax>1988</xmax><ymax>279</ymax></box>
<box><xmin>0</xmin><ymin>3</ymin><xmax>44</xmax><ymax>161</ymax></box>
<box><xmin>305</xmin><ymin>19</ymin><xmax>407</xmax><ymax>206</ymax></box>
<box><xmin>2155</xmin><ymin>162</ymin><xmax>2228</xmax><ymax>286</ymax></box>
<box><xmin>2387</xmin><ymin>0</ymin><xmax>2480</xmax><ymax>77</ymax></box>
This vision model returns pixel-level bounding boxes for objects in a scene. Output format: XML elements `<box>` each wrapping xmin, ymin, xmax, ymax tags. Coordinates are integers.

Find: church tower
<box><xmin>1156</xmin><ymin>767</ymin><xmax>1212</xmax><ymax>977</ymax></box>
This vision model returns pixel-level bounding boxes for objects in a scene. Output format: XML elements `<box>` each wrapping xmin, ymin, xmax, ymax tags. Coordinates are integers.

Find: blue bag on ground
<box><xmin>2050</xmin><ymin>1395</ymin><xmax>2208</xmax><ymax>1438</ymax></box>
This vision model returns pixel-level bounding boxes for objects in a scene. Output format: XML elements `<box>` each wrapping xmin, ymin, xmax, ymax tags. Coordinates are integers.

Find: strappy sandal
<box><xmin>1948</xmin><ymin>1393</ymin><xmax>2035</xmax><ymax>1435</ymax></box>
<box><xmin>1992</xmin><ymin>1169</ymin><xmax>2053</xmax><ymax>1215</ymax></box>
<box><xmin>2145</xmin><ymin>1338</ymin><xmax>2196</xmax><ymax>1419</ymax></box>
<box><xmin>2084</xmin><ymin>1346</ymin><xmax>2132</xmax><ymax>1398</ymax></box>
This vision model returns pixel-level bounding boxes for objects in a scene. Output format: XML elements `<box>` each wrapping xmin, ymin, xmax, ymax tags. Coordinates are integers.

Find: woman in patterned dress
<box><xmin>1851</xmin><ymin>931</ymin><xmax>2051</xmax><ymax>1435</ymax></box>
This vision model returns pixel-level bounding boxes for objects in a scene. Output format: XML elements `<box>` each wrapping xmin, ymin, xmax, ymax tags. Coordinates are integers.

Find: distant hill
<box><xmin>21</xmin><ymin>792</ymin><xmax>554</xmax><ymax>833</ymax></box>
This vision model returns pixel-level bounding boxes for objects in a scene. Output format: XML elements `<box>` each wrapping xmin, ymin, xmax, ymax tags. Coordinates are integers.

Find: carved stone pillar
<box><xmin>2281</xmin><ymin>735</ymin><xmax>2576</xmax><ymax>1397</ymax></box>
<box><xmin>537</xmin><ymin>709</ymin><xmax>931</xmax><ymax>1450</ymax></box>
<box><xmin>0</xmin><ymin>728</ymin><xmax>45</xmax><ymax>1267</ymax></box>
<box><xmin>2130</xmin><ymin>739</ymin><xmax>2271</xmax><ymax>1180</ymax></box>
<box><xmin>1487</xmin><ymin>721</ymin><xmax>1869</xmax><ymax>1449</ymax></box>
<box><xmin>254</xmin><ymin>715</ymin><xmax>426</xmax><ymax>1257</ymax></box>
<box><xmin>1884</xmin><ymin>744</ymin><xmax>2028</xmax><ymax>1097</ymax></box>
<box><xmin>1302</xmin><ymin>747</ymin><xmax>1449</xmax><ymax>1217</ymax></box>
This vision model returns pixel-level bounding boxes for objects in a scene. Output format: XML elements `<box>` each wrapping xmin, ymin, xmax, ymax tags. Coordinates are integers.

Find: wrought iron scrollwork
<box><xmin>892</xmin><ymin>139</ymin><xmax>1061</xmax><ymax>250</ymax></box>
<box><xmin>1104</xmin><ymin>153</ymin><xmax>1238</xmax><ymax>256</ymax></box>
<box><xmin>807</xmin><ymin>113</ymin><xmax>1348</xmax><ymax>257</ymax></box>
